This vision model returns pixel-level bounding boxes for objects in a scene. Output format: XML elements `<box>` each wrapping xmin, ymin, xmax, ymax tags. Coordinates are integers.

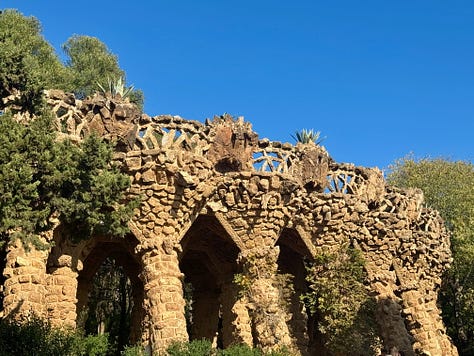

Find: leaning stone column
<box><xmin>2</xmin><ymin>241</ymin><xmax>49</xmax><ymax>320</ymax></box>
<box><xmin>220</xmin><ymin>280</ymin><xmax>253</xmax><ymax>347</ymax></box>
<box><xmin>140</xmin><ymin>244</ymin><xmax>188</xmax><ymax>353</ymax></box>
<box><xmin>399</xmin><ymin>285</ymin><xmax>458</xmax><ymax>356</ymax></box>
<box><xmin>239</xmin><ymin>247</ymin><xmax>294</xmax><ymax>352</ymax></box>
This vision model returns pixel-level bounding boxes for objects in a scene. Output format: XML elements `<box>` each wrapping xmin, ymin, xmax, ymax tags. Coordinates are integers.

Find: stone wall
<box><xmin>0</xmin><ymin>90</ymin><xmax>458</xmax><ymax>355</ymax></box>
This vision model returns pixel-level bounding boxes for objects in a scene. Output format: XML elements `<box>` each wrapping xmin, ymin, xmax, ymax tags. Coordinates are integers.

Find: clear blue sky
<box><xmin>3</xmin><ymin>1</ymin><xmax>474</xmax><ymax>170</ymax></box>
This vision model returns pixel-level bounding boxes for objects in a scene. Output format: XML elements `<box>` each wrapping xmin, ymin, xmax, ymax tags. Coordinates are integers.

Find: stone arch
<box><xmin>178</xmin><ymin>214</ymin><xmax>249</xmax><ymax>347</ymax></box>
<box><xmin>275</xmin><ymin>227</ymin><xmax>314</xmax><ymax>355</ymax></box>
<box><xmin>75</xmin><ymin>235</ymin><xmax>144</xmax><ymax>345</ymax></box>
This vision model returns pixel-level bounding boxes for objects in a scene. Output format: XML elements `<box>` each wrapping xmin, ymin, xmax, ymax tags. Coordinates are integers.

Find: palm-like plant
<box><xmin>97</xmin><ymin>76</ymin><xmax>134</xmax><ymax>99</ymax></box>
<box><xmin>291</xmin><ymin>129</ymin><xmax>325</xmax><ymax>145</ymax></box>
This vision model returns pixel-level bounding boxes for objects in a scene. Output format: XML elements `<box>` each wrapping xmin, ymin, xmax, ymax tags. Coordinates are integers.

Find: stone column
<box><xmin>389</xmin><ymin>255</ymin><xmax>458</xmax><ymax>356</ymax></box>
<box><xmin>240</xmin><ymin>248</ymin><xmax>294</xmax><ymax>352</ymax></box>
<box><xmin>220</xmin><ymin>281</ymin><xmax>253</xmax><ymax>347</ymax></box>
<box><xmin>2</xmin><ymin>241</ymin><xmax>48</xmax><ymax>320</ymax></box>
<box><xmin>363</xmin><ymin>258</ymin><xmax>414</xmax><ymax>355</ymax></box>
<box><xmin>45</xmin><ymin>254</ymin><xmax>79</xmax><ymax>328</ymax></box>
<box><xmin>286</xmin><ymin>287</ymin><xmax>309</xmax><ymax>354</ymax></box>
<box><xmin>401</xmin><ymin>288</ymin><xmax>458</xmax><ymax>356</ymax></box>
<box><xmin>140</xmin><ymin>246</ymin><xmax>187</xmax><ymax>353</ymax></box>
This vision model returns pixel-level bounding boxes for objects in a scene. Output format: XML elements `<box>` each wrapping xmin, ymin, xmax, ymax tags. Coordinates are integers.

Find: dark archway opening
<box><xmin>76</xmin><ymin>240</ymin><xmax>144</xmax><ymax>355</ymax></box>
<box><xmin>179</xmin><ymin>214</ymin><xmax>241</xmax><ymax>348</ymax></box>
<box><xmin>276</xmin><ymin>228</ymin><xmax>313</xmax><ymax>354</ymax></box>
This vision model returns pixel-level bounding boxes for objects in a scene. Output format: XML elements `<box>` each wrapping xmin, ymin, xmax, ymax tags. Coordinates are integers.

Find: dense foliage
<box><xmin>387</xmin><ymin>156</ymin><xmax>474</xmax><ymax>355</ymax></box>
<box><xmin>301</xmin><ymin>245</ymin><xmax>381</xmax><ymax>355</ymax></box>
<box><xmin>0</xmin><ymin>108</ymin><xmax>137</xmax><ymax>248</ymax></box>
<box><xmin>0</xmin><ymin>320</ymin><xmax>291</xmax><ymax>356</ymax></box>
<box><xmin>165</xmin><ymin>340</ymin><xmax>291</xmax><ymax>356</ymax></box>
<box><xmin>0</xmin><ymin>317</ymin><xmax>109</xmax><ymax>356</ymax></box>
<box><xmin>0</xmin><ymin>9</ymin><xmax>68</xmax><ymax>113</ymax></box>
<box><xmin>0</xmin><ymin>9</ymin><xmax>142</xmax><ymax>248</ymax></box>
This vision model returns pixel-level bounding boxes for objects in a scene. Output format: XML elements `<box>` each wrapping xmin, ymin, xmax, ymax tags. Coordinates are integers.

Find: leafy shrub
<box><xmin>217</xmin><ymin>344</ymin><xmax>262</xmax><ymax>356</ymax></box>
<box><xmin>166</xmin><ymin>339</ymin><xmax>214</xmax><ymax>356</ymax></box>
<box><xmin>71</xmin><ymin>332</ymin><xmax>110</xmax><ymax>356</ymax></box>
<box><xmin>0</xmin><ymin>317</ymin><xmax>71</xmax><ymax>356</ymax></box>
<box><xmin>0</xmin><ymin>316</ymin><xmax>109</xmax><ymax>356</ymax></box>
<box><xmin>121</xmin><ymin>344</ymin><xmax>146</xmax><ymax>356</ymax></box>
<box><xmin>301</xmin><ymin>245</ymin><xmax>381</xmax><ymax>355</ymax></box>
<box><xmin>165</xmin><ymin>340</ymin><xmax>291</xmax><ymax>356</ymax></box>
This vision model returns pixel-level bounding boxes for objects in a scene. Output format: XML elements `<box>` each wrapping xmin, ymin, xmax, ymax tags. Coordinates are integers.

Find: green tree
<box><xmin>1</xmin><ymin>10</ymin><xmax>144</xmax><ymax>112</ymax></box>
<box><xmin>301</xmin><ymin>245</ymin><xmax>380</xmax><ymax>355</ymax></box>
<box><xmin>0</xmin><ymin>9</ymin><xmax>68</xmax><ymax>113</ymax></box>
<box><xmin>62</xmin><ymin>35</ymin><xmax>124</xmax><ymax>99</ymax></box>
<box><xmin>62</xmin><ymin>35</ymin><xmax>144</xmax><ymax>108</ymax></box>
<box><xmin>387</xmin><ymin>156</ymin><xmax>474</xmax><ymax>355</ymax></box>
<box><xmin>0</xmin><ymin>108</ymin><xmax>137</xmax><ymax>248</ymax></box>
<box><xmin>0</xmin><ymin>9</ymin><xmax>142</xmax><ymax>247</ymax></box>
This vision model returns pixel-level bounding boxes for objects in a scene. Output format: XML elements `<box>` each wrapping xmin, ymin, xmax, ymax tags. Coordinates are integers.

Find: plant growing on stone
<box><xmin>121</xmin><ymin>344</ymin><xmax>146</xmax><ymax>356</ymax></box>
<box><xmin>97</xmin><ymin>76</ymin><xmax>135</xmax><ymax>100</ymax></box>
<box><xmin>291</xmin><ymin>129</ymin><xmax>324</xmax><ymax>145</ymax></box>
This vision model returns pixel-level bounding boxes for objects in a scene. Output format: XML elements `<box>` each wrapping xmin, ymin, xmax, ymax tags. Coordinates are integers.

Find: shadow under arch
<box><xmin>75</xmin><ymin>235</ymin><xmax>144</xmax><ymax>348</ymax></box>
<box><xmin>178</xmin><ymin>214</ymin><xmax>242</xmax><ymax>348</ymax></box>
<box><xmin>275</xmin><ymin>227</ymin><xmax>314</xmax><ymax>355</ymax></box>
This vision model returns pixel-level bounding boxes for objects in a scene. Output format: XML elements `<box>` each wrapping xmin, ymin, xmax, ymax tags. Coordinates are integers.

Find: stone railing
<box><xmin>252</xmin><ymin>139</ymin><xmax>381</xmax><ymax>198</ymax></box>
<box><xmin>252</xmin><ymin>139</ymin><xmax>297</xmax><ymax>173</ymax></box>
<box><xmin>325</xmin><ymin>163</ymin><xmax>369</xmax><ymax>194</ymax></box>
<box><xmin>133</xmin><ymin>116</ymin><xmax>211</xmax><ymax>155</ymax></box>
<box><xmin>325</xmin><ymin>163</ymin><xmax>385</xmax><ymax>202</ymax></box>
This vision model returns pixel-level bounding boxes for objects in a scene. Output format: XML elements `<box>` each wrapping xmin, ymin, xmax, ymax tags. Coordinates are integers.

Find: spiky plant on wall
<box><xmin>97</xmin><ymin>76</ymin><xmax>134</xmax><ymax>100</ymax></box>
<box><xmin>291</xmin><ymin>129</ymin><xmax>325</xmax><ymax>145</ymax></box>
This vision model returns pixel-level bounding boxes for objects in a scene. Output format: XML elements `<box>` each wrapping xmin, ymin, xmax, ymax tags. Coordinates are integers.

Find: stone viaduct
<box><xmin>0</xmin><ymin>91</ymin><xmax>458</xmax><ymax>355</ymax></box>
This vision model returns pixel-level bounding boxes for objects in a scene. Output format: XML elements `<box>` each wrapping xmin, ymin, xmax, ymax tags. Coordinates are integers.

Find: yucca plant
<box><xmin>97</xmin><ymin>76</ymin><xmax>134</xmax><ymax>100</ymax></box>
<box><xmin>291</xmin><ymin>128</ymin><xmax>325</xmax><ymax>145</ymax></box>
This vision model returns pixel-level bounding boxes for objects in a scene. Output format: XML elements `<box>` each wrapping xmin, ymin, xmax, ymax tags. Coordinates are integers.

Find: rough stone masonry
<box><xmin>0</xmin><ymin>90</ymin><xmax>458</xmax><ymax>355</ymax></box>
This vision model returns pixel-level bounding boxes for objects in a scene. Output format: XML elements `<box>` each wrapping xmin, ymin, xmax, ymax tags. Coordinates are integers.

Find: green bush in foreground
<box><xmin>162</xmin><ymin>340</ymin><xmax>292</xmax><ymax>356</ymax></box>
<box><xmin>0</xmin><ymin>317</ymin><xmax>109</xmax><ymax>356</ymax></box>
<box><xmin>0</xmin><ymin>319</ymin><xmax>292</xmax><ymax>356</ymax></box>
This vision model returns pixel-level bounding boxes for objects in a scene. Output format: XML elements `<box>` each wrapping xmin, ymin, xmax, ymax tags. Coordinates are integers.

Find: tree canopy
<box><xmin>0</xmin><ymin>109</ymin><xmax>137</xmax><ymax>248</ymax></box>
<box><xmin>387</xmin><ymin>156</ymin><xmax>474</xmax><ymax>355</ymax></box>
<box><xmin>0</xmin><ymin>9</ymin><xmax>141</xmax><ymax>248</ymax></box>
<box><xmin>0</xmin><ymin>10</ymin><xmax>68</xmax><ymax>112</ymax></box>
<box><xmin>0</xmin><ymin>9</ymin><xmax>143</xmax><ymax>111</ymax></box>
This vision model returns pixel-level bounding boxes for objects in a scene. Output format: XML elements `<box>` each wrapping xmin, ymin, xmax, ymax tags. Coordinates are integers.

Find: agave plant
<box><xmin>291</xmin><ymin>128</ymin><xmax>325</xmax><ymax>145</ymax></box>
<box><xmin>97</xmin><ymin>76</ymin><xmax>134</xmax><ymax>99</ymax></box>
